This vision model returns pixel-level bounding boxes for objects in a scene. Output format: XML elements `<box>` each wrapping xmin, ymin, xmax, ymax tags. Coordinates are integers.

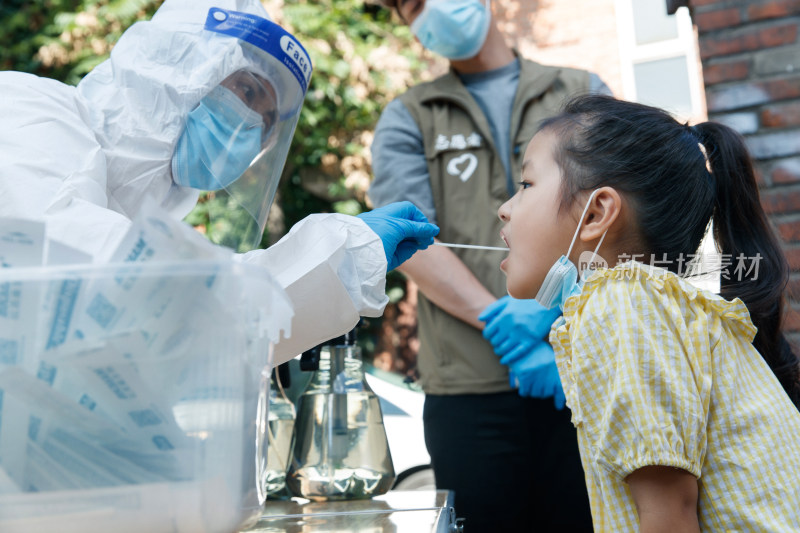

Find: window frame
<box><xmin>615</xmin><ymin>0</ymin><xmax>706</xmax><ymax>121</ymax></box>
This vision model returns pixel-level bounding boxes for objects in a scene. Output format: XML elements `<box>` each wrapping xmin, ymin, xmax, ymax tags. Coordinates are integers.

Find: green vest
<box><xmin>399</xmin><ymin>57</ymin><xmax>591</xmax><ymax>394</ymax></box>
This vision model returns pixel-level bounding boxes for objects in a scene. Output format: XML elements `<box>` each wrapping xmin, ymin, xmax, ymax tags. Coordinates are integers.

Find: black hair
<box><xmin>540</xmin><ymin>94</ymin><xmax>800</xmax><ymax>408</ymax></box>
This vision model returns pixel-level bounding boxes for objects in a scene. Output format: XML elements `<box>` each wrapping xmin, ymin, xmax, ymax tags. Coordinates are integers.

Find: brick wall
<box><xmin>686</xmin><ymin>0</ymin><xmax>800</xmax><ymax>343</ymax></box>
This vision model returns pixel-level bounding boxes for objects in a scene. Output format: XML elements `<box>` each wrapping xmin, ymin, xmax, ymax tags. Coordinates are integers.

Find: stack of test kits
<box><xmin>0</xmin><ymin>204</ymin><xmax>292</xmax><ymax>533</ymax></box>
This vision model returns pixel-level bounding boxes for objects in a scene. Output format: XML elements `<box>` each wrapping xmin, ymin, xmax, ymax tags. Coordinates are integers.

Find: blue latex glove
<box><xmin>478</xmin><ymin>296</ymin><xmax>562</xmax><ymax>364</ymax></box>
<box><xmin>479</xmin><ymin>296</ymin><xmax>565</xmax><ymax>408</ymax></box>
<box><xmin>508</xmin><ymin>342</ymin><xmax>566</xmax><ymax>410</ymax></box>
<box><xmin>357</xmin><ymin>201</ymin><xmax>439</xmax><ymax>271</ymax></box>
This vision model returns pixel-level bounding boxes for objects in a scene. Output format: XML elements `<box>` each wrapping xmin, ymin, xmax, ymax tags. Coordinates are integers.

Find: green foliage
<box><xmin>269</xmin><ymin>0</ymin><xmax>425</xmax><ymax>242</ymax></box>
<box><xmin>183</xmin><ymin>192</ymin><xmax>267</xmax><ymax>253</ymax></box>
<box><xmin>1</xmin><ymin>0</ymin><xmax>163</xmax><ymax>84</ymax></box>
<box><xmin>0</xmin><ymin>0</ymin><xmax>77</xmax><ymax>75</ymax></box>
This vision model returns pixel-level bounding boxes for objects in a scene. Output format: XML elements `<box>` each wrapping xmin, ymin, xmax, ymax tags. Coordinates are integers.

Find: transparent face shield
<box><xmin>178</xmin><ymin>8</ymin><xmax>312</xmax><ymax>252</ymax></box>
<box><xmin>205</xmin><ymin>69</ymin><xmax>298</xmax><ymax>252</ymax></box>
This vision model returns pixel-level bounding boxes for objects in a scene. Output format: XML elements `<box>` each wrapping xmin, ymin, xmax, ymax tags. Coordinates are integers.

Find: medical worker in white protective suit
<box><xmin>0</xmin><ymin>0</ymin><xmax>438</xmax><ymax>362</ymax></box>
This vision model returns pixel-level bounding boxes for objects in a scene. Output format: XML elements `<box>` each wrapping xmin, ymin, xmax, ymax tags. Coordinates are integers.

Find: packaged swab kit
<box><xmin>0</xmin><ymin>207</ymin><xmax>292</xmax><ymax>533</ymax></box>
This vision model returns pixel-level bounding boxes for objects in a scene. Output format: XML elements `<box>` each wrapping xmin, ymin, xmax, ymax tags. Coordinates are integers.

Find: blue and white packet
<box><xmin>0</xmin><ymin>219</ymin><xmax>45</xmax><ymax>371</ymax></box>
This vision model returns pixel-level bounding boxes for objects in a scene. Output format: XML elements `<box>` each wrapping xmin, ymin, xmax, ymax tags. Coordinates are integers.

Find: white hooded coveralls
<box><xmin>0</xmin><ymin>0</ymin><xmax>389</xmax><ymax>363</ymax></box>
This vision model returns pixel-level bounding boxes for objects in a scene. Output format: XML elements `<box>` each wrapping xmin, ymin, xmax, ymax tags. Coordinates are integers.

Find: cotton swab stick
<box><xmin>433</xmin><ymin>242</ymin><xmax>508</xmax><ymax>251</ymax></box>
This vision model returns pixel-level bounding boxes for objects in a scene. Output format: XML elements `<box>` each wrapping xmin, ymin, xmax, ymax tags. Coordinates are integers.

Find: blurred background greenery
<box><xmin>0</xmin><ymin>0</ymin><xmax>435</xmax><ymax>378</ymax></box>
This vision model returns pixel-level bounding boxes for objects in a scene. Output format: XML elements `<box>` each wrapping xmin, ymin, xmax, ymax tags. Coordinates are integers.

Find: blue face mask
<box><xmin>535</xmin><ymin>190</ymin><xmax>608</xmax><ymax>311</ymax></box>
<box><xmin>410</xmin><ymin>0</ymin><xmax>492</xmax><ymax>60</ymax></box>
<box><xmin>172</xmin><ymin>85</ymin><xmax>264</xmax><ymax>191</ymax></box>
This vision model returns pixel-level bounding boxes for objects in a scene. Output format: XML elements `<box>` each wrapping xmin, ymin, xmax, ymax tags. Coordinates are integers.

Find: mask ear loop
<box><xmin>580</xmin><ymin>231</ymin><xmax>608</xmax><ymax>280</ymax></box>
<box><xmin>566</xmin><ymin>189</ymin><xmax>598</xmax><ymax>259</ymax></box>
<box><xmin>565</xmin><ymin>190</ymin><xmax>609</xmax><ymax>279</ymax></box>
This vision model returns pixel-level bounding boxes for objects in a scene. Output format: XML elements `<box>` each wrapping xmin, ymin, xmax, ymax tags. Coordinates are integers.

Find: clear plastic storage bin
<box><xmin>0</xmin><ymin>260</ymin><xmax>290</xmax><ymax>533</ymax></box>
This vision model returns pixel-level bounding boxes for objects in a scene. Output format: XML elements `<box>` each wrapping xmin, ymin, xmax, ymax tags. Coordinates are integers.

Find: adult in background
<box><xmin>369</xmin><ymin>0</ymin><xmax>609</xmax><ymax>529</ymax></box>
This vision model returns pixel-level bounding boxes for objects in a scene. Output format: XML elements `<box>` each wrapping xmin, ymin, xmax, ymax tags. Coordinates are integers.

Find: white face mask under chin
<box><xmin>534</xmin><ymin>190</ymin><xmax>608</xmax><ymax>310</ymax></box>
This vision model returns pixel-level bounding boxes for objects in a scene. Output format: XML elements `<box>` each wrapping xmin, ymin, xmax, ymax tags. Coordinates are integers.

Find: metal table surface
<box><xmin>242</xmin><ymin>490</ymin><xmax>459</xmax><ymax>533</ymax></box>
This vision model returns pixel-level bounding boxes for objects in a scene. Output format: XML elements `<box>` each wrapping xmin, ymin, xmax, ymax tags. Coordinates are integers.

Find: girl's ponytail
<box><xmin>696</xmin><ymin>122</ymin><xmax>800</xmax><ymax>407</ymax></box>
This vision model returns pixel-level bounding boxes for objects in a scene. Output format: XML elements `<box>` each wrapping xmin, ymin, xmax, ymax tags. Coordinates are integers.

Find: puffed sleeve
<box><xmin>551</xmin><ymin>265</ymin><xmax>715</xmax><ymax>480</ymax></box>
<box><xmin>237</xmin><ymin>213</ymin><xmax>388</xmax><ymax>364</ymax></box>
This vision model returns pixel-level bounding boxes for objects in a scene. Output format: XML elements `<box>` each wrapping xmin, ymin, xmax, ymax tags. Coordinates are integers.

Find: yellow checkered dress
<box><xmin>551</xmin><ymin>261</ymin><xmax>800</xmax><ymax>531</ymax></box>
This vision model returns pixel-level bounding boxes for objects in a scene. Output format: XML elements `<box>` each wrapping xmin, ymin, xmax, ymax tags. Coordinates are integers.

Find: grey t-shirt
<box><xmin>368</xmin><ymin>61</ymin><xmax>610</xmax><ymax>224</ymax></box>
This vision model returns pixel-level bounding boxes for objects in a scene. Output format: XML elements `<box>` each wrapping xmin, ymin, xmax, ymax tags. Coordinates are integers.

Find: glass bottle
<box><xmin>287</xmin><ymin>328</ymin><xmax>396</xmax><ymax>501</ymax></box>
<box><xmin>264</xmin><ymin>368</ymin><xmax>296</xmax><ymax>498</ymax></box>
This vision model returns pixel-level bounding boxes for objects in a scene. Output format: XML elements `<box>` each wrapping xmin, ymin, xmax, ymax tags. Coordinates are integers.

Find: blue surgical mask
<box><xmin>535</xmin><ymin>190</ymin><xmax>608</xmax><ymax>311</ymax></box>
<box><xmin>410</xmin><ymin>0</ymin><xmax>492</xmax><ymax>60</ymax></box>
<box><xmin>172</xmin><ymin>85</ymin><xmax>264</xmax><ymax>191</ymax></box>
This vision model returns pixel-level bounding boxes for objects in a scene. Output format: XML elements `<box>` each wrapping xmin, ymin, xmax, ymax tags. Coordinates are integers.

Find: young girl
<box><xmin>497</xmin><ymin>95</ymin><xmax>800</xmax><ymax>531</ymax></box>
